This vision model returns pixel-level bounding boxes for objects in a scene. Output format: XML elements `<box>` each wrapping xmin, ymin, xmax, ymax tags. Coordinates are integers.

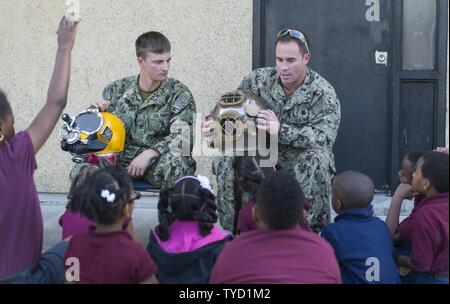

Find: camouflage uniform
<box><xmin>213</xmin><ymin>67</ymin><xmax>341</xmax><ymax>231</ymax></box>
<box><xmin>70</xmin><ymin>75</ymin><xmax>196</xmax><ymax>189</ymax></box>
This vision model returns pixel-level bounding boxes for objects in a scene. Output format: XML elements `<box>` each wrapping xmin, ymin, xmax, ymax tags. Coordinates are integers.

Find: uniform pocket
<box><xmin>136</xmin><ymin>112</ymin><xmax>170</xmax><ymax>138</ymax></box>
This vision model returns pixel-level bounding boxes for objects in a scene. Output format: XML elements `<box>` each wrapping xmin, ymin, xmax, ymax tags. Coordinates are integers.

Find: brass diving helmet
<box><xmin>210</xmin><ymin>90</ymin><xmax>270</xmax><ymax>153</ymax></box>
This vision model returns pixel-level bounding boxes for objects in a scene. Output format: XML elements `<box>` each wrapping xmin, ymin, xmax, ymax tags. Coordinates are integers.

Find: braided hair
<box><xmin>67</xmin><ymin>159</ymin><xmax>114</xmax><ymax>211</ymax></box>
<box><xmin>155</xmin><ymin>176</ymin><xmax>218</xmax><ymax>241</ymax></box>
<box><xmin>70</xmin><ymin>165</ymin><xmax>133</xmax><ymax>225</ymax></box>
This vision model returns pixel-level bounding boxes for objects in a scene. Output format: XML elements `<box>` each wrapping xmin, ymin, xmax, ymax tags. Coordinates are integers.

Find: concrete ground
<box><xmin>39</xmin><ymin>193</ymin><xmax>413</xmax><ymax>252</ymax></box>
<box><xmin>40</xmin><ymin>192</ymin><xmax>159</xmax><ymax>251</ymax></box>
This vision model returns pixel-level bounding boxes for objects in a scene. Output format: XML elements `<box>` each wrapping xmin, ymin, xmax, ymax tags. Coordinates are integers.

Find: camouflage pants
<box><xmin>213</xmin><ymin>149</ymin><xmax>335</xmax><ymax>232</ymax></box>
<box><xmin>212</xmin><ymin>156</ymin><xmax>236</xmax><ymax>232</ymax></box>
<box><xmin>69</xmin><ymin>153</ymin><xmax>196</xmax><ymax>190</ymax></box>
<box><xmin>144</xmin><ymin>153</ymin><xmax>196</xmax><ymax>190</ymax></box>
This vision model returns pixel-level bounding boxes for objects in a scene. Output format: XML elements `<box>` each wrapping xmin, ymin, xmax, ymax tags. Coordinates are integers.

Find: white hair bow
<box><xmin>196</xmin><ymin>175</ymin><xmax>213</xmax><ymax>192</ymax></box>
<box><xmin>101</xmin><ymin>189</ymin><xmax>116</xmax><ymax>203</ymax></box>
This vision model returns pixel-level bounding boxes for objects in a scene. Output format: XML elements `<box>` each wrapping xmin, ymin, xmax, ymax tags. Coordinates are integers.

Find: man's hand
<box><xmin>90</xmin><ymin>99</ymin><xmax>111</xmax><ymax>112</ymax></box>
<box><xmin>435</xmin><ymin>147</ymin><xmax>449</xmax><ymax>154</ymax></box>
<box><xmin>256</xmin><ymin>110</ymin><xmax>280</xmax><ymax>135</ymax></box>
<box><xmin>201</xmin><ymin>112</ymin><xmax>215</xmax><ymax>138</ymax></box>
<box><xmin>128</xmin><ymin>149</ymin><xmax>160</xmax><ymax>178</ymax></box>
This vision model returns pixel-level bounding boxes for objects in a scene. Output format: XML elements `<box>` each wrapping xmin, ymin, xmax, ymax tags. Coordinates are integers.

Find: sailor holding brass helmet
<box><xmin>202</xmin><ymin>29</ymin><xmax>341</xmax><ymax>232</ymax></box>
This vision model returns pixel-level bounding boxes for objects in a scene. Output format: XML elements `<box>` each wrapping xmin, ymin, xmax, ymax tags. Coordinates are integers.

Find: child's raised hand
<box><xmin>435</xmin><ymin>147</ymin><xmax>449</xmax><ymax>154</ymax></box>
<box><xmin>56</xmin><ymin>16</ymin><xmax>79</xmax><ymax>50</ymax></box>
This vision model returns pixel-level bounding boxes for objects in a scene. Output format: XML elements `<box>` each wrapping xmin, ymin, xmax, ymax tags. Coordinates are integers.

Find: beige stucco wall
<box><xmin>0</xmin><ymin>0</ymin><xmax>253</xmax><ymax>193</ymax></box>
<box><xmin>0</xmin><ymin>1</ymin><xmax>448</xmax><ymax>194</ymax></box>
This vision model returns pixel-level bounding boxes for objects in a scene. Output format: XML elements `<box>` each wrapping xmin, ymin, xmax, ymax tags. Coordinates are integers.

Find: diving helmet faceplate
<box><xmin>60</xmin><ymin>108</ymin><xmax>125</xmax><ymax>163</ymax></box>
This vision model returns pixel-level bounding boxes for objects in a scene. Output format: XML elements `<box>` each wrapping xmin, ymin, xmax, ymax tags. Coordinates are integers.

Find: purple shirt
<box><xmin>0</xmin><ymin>131</ymin><xmax>43</xmax><ymax>277</ymax></box>
<box><xmin>398</xmin><ymin>193</ymin><xmax>449</xmax><ymax>273</ymax></box>
<box><xmin>65</xmin><ymin>229</ymin><xmax>156</xmax><ymax>284</ymax></box>
<box><xmin>236</xmin><ymin>199</ymin><xmax>257</xmax><ymax>234</ymax></box>
<box><xmin>59</xmin><ymin>209</ymin><xmax>133</xmax><ymax>240</ymax></box>
<box><xmin>59</xmin><ymin>209</ymin><xmax>96</xmax><ymax>240</ymax></box>
<box><xmin>210</xmin><ymin>227</ymin><xmax>342</xmax><ymax>284</ymax></box>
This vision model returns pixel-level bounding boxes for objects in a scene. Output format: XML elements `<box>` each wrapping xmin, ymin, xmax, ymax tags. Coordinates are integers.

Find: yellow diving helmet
<box><xmin>60</xmin><ymin>108</ymin><xmax>125</xmax><ymax>163</ymax></box>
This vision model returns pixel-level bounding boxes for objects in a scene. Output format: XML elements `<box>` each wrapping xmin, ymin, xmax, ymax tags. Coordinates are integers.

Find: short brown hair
<box><xmin>135</xmin><ymin>31</ymin><xmax>171</xmax><ymax>58</ymax></box>
<box><xmin>276</xmin><ymin>31</ymin><xmax>310</xmax><ymax>56</ymax></box>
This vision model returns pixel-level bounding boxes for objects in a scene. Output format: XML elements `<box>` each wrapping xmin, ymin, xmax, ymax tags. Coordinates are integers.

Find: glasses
<box><xmin>129</xmin><ymin>191</ymin><xmax>141</xmax><ymax>202</ymax></box>
<box><xmin>277</xmin><ymin>29</ymin><xmax>310</xmax><ymax>54</ymax></box>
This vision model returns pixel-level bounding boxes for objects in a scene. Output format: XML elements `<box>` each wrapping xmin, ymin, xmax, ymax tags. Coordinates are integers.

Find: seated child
<box><xmin>399</xmin><ymin>152</ymin><xmax>425</xmax><ymax>186</ymax></box>
<box><xmin>392</xmin><ymin>152</ymin><xmax>449</xmax><ymax>284</ymax></box>
<box><xmin>59</xmin><ymin>164</ymin><xmax>98</xmax><ymax>239</ymax></box>
<box><xmin>234</xmin><ymin>156</ymin><xmax>310</xmax><ymax>235</ymax></box>
<box><xmin>210</xmin><ymin>171</ymin><xmax>341</xmax><ymax>284</ymax></box>
<box><xmin>320</xmin><ymin>171</ymin><xmax>401</xmax><ymax>284</ymax></box>
<box><xmin>64</xmin><ymin>165</ymin><xmax>157</xmax><ymax>284</ymax></box>
<box><xmin>234</xmin><ymin>156</ymin><xmax>277</xmax><ymax>235</ymax></box>
<box><xmin>146</xmin><ymin>175</ymin><xmax>232</xmax><ymax>284</ymax></box>
<box><xmin>60</xmin><ymin>159</ymin><xmax>138</xmax><ymax>241</ymax></box>
<box><xmin>385</xmin><ymin>152</ymin><xmax>425</xmax><ymax>237</ymax></box>
<box><xmin>0</xmin><ymin>17</ymin><xmax>78</xmax><ymax>279</ymax></box>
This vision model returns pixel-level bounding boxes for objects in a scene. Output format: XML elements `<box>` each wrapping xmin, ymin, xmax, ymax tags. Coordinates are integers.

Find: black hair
<box><xmin>0</xmin><ymin>89</ymin><xmax>12</xmax><ymax>121</ymax></box>
<box><xmin>67</xmin><ymin>164</ymin><xmax>99</xmax><ymax>210</ymax></box>
<box><xmin>256</xmin><ymin>171</ymin><xmax>305</xmax><ymax>230</ymax></box>
<box><xmin>406</xmin><ymin>152</ymin><xmax>425</xmax><ymax>167</ymax></box>
<box><xmin>135</xmin><ymin>31</ymin><xmax>171</xmax><ymax>58</ymax></box>
<box><xmin>67</xmin><ymin>159</ymin><xmax>114</xmax><ymax>211</ymax></box>
<box><xmin>234</xmin><ymin>156</ymin><xmax>278</xmax><ymax>198</ymax></box>
<box><xmin>420</xmin><ymin>151</ymin><xmax>449</xmax><ymax>193</ymax></box>
<box><xmin>70</xmin><ymin>165</ymin><xmax>133</xmax><ymax>225</ymax></box>
<box><xmin>155</xmin><ymin>177</ymin><xmax>218</xmax><ymax>241</ymax></box>
<box><xmin>275</xmin><ymin>30</ymin><xmax>310</xmax><ymax>56</ymax></box>
<box><xmin>333</xmin><ymin>171</ymin><xmax>374</xmax><ymax>209</ymax></box>
<box><xmin>232</xmin><ymin>156</ymin><xmax>279</xmax><ymax>234</ymax></box>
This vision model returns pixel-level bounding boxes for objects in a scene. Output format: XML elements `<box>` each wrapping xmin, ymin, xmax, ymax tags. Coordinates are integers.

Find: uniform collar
<box><xmin>270</xmin><ymin>68</ymin><xmax>314</xmax><ymax>111</ymax></box>
<box><xmin>123</xmin><ymin>75</ymin><xmax>172</xmax><ymax>109</ymax></box>
<box><xmin>335</xmin><ymin>205</ymin><xmax>374</xmax><ymax>222</ymax></box>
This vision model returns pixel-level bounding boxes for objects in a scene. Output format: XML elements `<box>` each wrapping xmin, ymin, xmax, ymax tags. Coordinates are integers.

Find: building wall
<box><xmin>0</xmin><ymin>0</ymin><xmax>253</xmax><ymax>193</ymax></box>
<box><xmin>446</xmin><ymin>21</ymin><xmax>449</xmax><ymax>147</ymax></box>
<box><xmin>0</xmin><ymin>1</ymin><xmax>448</xmax><ymax>193</ymax></box>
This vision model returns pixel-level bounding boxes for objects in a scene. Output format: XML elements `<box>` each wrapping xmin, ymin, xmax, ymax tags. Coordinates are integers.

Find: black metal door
<box><xmin>390</xmin><ymin>0</ymin><xmax>448</xmax><ymax>189</ymax></box>
<box><xmin>253</xmin><ymin>0</ymin><xmax>447</xmax><ymax>192</ymax></box>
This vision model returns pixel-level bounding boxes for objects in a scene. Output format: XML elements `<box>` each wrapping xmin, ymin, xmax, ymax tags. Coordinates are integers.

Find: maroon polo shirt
<box><xmin>210</xmin><ymin>227</ymin><xmax>341</xmax><ymax>284</ymax></box>
<box><xmin>65</xmin><ymin>229</ymin><xmax>156</xmax><ymax>283</ymax></box>
<box><xmin>398</xmin><ymin>193</ymin><xmax>449</xmax><ymax>273</ymax></box>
